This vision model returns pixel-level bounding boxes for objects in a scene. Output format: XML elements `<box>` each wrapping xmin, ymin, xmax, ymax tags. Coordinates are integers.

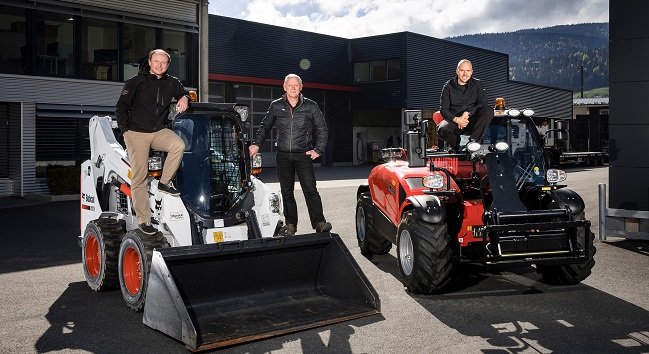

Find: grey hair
<box><xmin>149</xmin><ymin>49</ymin><xmax>171</xmax><ymax>63</ymax></box>
<box><xmin>284</xmin><ymin>73</ymin><xmax>303</xmax><ymax>85</ymax></box>
<box><xmin>457</xmin><ymin>59</ymin><xmax>472</xmax><ymax>69</ymax></box>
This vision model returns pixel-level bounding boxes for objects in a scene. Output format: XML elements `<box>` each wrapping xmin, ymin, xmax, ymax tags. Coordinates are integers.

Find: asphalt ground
<box><xmin>1</xmin><ymin>165</ymin><xmax>648</xmax><ymax>353</ymax></box>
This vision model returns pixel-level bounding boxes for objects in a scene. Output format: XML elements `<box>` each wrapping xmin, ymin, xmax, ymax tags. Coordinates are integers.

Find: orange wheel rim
<box><xmin>123</xmin><ymin>246</ymin><xmax>143</xmax><ymax>296</ymax></box>
<box><xmin>85</xmin><ymin>234</ymin><xmax>100</xmax><ymax>278</ymax></box>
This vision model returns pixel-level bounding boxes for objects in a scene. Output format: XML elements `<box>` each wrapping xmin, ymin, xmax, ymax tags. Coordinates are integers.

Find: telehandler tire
<box><xmin>356</xmin><ymin>192</ymin><xmax>392</xmax><ymax>256</ymax></box>
<box><xmin>396</xmin><ymin>211</ymin><xmax>453</xmax><ymax>294</ymax></box>
<box><xmin>536</xmin><ymin>211</ymin><xmax>596</xmax><ymax>285</ymax></box>
<box><xmin>82</xmin><ymin>219</ymin><xmax>124</xmax><ymax>291</ymax></box>
<box><xmin>118</xmin><ymin>230</ymin><xmax>169</xmax><ymax>312</ymax></box>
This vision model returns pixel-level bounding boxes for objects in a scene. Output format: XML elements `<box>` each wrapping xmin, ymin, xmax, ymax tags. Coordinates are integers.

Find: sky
<box><xmin>207</xmin><ymin>0</ymin><xmax>609</xmax><ymax>39</ymax></box>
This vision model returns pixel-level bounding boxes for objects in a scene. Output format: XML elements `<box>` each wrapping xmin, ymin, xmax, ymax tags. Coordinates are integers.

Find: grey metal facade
<box><xmin>8</xmin><ymin>0</ymin><xmax>199</xmax><ymax>27</ymax></box>
<box><xmin>0</xmin><ymin>0</ymin><xmax>194</xmax><ymax>197</ymax></box>
<box><xmin>0</xmin><ymin>75</ymin><xmax>124</xmax><ymax>195</ymax></box>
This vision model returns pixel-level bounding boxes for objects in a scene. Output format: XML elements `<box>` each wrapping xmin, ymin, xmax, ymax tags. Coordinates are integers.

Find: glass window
<box><xmin>272</xmin><ymin>87</ymin><xmax>284</xmax><ymax>98</ymax></box>
<box><xmin>208</xmin><ymin>82</ymin><xmax>225</xmax><ymax>103</ymax></box>
<box><xmin>235</xmin><ymin>85</ymin><xmax>251</xmax><ymax>98</ymax></box>
<box><xmin>162</xmin><ymin>29</ymin><xmax>187</xmax><ymax>83</ymax></box>
<box><xmin>253</xmin><ymin>86</ymin><xmax>272</xmax><ymax>100</ymax></box>
<box><xmin>354</xmin><ymin>62</ymin><xmax>369</xmax><ymax>82</ymax></box>
<box><xmin>387</xmin><ymin>59</ymin><xmax>401</xmax><ymax>80</ymax></box>
<box><xmin>82</xmin><ymin>18</ymin><xmax>117</xmax><ymax>81</ymax></box>
<box><xmin>0</xmin><ymin>7</ymin><xmax>27</xmax><ymax>75</ymax></box>
<box><xmin>370</xmin><ymin>60</ymin><xmax>386</xmax><ymax>81</ymax></box>
<box><xmin>35</xmin><ymin>11</ymin><xmax>74</xmax><ymax>77</ymax></box>
<box><xmin>123</xmin><ymin>24</ymin><xmax>155</xmax><ymax>79</ymax></box>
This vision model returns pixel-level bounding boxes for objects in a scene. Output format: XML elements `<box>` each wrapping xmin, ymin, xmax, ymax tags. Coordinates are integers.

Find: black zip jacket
<box><xmin>253</xmin><ymin>94</ymin><xmax>328</xmax><ymax>155</ymax></box>
<box><xmin>439</xmin><ymin>76</ymin><xmax>489</xmax><ymax>122</ymax></box>
<box><xmin>115</xmin><ymin>70</ymin><xmax>187</xmax><ymax>133</ymax></box>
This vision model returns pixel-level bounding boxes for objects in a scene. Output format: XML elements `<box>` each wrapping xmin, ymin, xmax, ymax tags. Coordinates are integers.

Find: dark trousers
<box><xmin>437</xmin><ymin>107</ymin><xmax>494</xmax><ymax>148</ymax></box>
<box><xmin>276</xmin><ymin>151</ymin><xmax>325</xmax><ymax>229</ymax></box>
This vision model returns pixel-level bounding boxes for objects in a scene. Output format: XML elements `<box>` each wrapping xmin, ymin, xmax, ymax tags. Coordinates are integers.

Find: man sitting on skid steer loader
<box><xmin>115</xmin><ymin>49</ymin><xmax>190</xmax><ymax>235</ymax></box>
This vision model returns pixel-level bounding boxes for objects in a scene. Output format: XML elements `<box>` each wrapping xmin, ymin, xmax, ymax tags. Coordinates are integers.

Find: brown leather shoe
<box><xmin>279</xmin><ymin>224</ymin><xmax>296</xmax><ymax>236</ymax></box>
<box><xmin>315</xmin><ymin>221</ymin><xmax>332</xmax><ymax>233</ymax></box>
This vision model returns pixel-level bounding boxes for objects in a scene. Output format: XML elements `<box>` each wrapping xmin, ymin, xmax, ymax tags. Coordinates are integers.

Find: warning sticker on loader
<box><xmin>261</xmin><ymin>214</ymin><xmax>270</xmax><ymax>226</ymax></box>
<box><xmin>170</xmin><ymin>212</ymin><xmax>184</xmax><ymax>221</ymax></box>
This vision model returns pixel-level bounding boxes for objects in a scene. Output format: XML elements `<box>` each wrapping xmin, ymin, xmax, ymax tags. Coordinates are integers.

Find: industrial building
<box><xmin>0</xmin><ymin>0</ymin><xmax>572</xmax><ymax>197</ymax></box>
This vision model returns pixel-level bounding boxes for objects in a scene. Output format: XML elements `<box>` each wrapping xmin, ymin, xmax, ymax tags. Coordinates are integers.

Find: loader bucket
<box><xmin>142</xmin><ymin>232</ymin><xmax>380</xmax><ymax>351</ymax></box>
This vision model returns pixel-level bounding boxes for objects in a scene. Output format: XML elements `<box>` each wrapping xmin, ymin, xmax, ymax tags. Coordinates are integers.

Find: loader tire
<box><xmin>118</xmin><ymin>230</ymin><xmax>169</xmax><ymax>312</ymax></box>
<box><xmin>537</xmin><ymin>211</ymin><xmax>596</xmax><ymax>285</ymax></box>
<box><xmin>356</xmin><ymin>192</ymin><xmax>392</xmax><ymax>256</ymax></box>
<box><xmin>82</xmin><ymin>219</ymin><xmax>124</xmax><ymax>291</ymax></box>
<box><xmin>396</xmin><ymin>211</ymin><xmax>453</xmax><ymax>294</ymax></box>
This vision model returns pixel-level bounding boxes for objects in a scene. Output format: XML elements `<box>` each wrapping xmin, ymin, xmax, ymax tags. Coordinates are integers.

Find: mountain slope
<box><xmin>447</xmin><ymin>23</ymin><xmax>609</xmax><ymax>93</ymax></box>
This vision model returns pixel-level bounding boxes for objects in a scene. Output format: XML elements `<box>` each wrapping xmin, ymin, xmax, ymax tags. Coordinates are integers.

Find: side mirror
<box><xmin>403</xmin><ymin>109</ymin><xmax>423</xmax><ymax>126</ymax></box>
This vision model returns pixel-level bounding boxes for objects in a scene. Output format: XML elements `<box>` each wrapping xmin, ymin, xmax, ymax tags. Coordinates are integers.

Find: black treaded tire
<box><xmin>356</xmin><ymin>192</ymin><xmax>392</xmax><ymax>256</ymax></box>
<box><xmin>396</xmin><ymin>210</ymin><xmax>454</xmax><ymax>294</ymax></box>
<box><xmin>537</xmin><ymin>211</ymin><xmax>596</xmax><ymax>285</ymax></box>
<box><xmin>544</xmin><ymin>150</ymin><xmax>555</xmax><ymax>168</ymax></box>
<box><xmin>118</xmin><ymin>229</ymin><xmax>170</xmax><ymax>312</ymax></box>
<box><xmin>82</xmin><ymin>219</ymin><xmax>124</xmax><ymax>291</ymax></box>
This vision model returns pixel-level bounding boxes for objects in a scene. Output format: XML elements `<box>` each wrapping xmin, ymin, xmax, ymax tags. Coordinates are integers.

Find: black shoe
<box><xmin>138</xmin><ymin>223</ymin><xmax>157</xmax><ymax>235</ymax></box>
<box><xmin>158</xmin><ymin>181</ymin><xmax>180</xmax><ymax>196</ymax></box>
<box><xmin>279</xmin><ymin>224</ymin><xmax>296</xmax><ymax>236</ymax></box>
<box><xmin>315</xmin><ymin>221</ymin><xmax>332</xmax><ymax>233</ymax></box>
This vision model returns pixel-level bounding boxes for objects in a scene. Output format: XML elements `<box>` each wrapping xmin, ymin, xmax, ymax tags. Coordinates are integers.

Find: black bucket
<box><xmin>142</xmin><ymin>232</ymin><xmax>381</xmax><ymax>351</ymax></box>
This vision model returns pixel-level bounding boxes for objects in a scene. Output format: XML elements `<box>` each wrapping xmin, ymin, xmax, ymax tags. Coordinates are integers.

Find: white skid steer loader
<box><xmin>79</xmin><ymin>102</ymin><xmax>380</xmax><ymax>351</ymax></box>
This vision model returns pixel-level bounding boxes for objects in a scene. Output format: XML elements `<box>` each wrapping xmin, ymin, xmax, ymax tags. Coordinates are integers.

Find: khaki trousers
<box><xmin>123</xmin><ymin>129</ymin><xmax>185</xmax><ymax>224</ymax></box>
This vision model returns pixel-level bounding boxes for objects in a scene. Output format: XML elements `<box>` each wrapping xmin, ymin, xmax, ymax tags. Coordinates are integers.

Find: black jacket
<box><xmin>439</xmin><ymin>76</ymin><xmax>489</xmax><ymax>122</ymax></box>
<box><xmin>253</xmin><ymin>94</ymin><xmax>328</xmax><ymax>155</ymax></box>
<box><xmin>115</xmin><ymin>70</ymin><xmax>187</xmax><ymax>133</ymax></box>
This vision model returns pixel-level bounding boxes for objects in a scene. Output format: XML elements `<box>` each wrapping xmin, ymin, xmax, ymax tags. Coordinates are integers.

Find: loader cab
<box><xmin>482</xmin><ymin>114</ymin><xmax>547</xmax><ymax>186</ymax></box>
<box><xmin>171</xmin><ymin>103</ymin><xmax>253</xmax><ymax>217</ymax></box>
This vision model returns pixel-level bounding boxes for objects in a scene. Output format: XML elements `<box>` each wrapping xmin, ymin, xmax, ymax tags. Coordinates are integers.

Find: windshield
<box><xmin>173</xmin><ymin>112</ymin><xmax>247</xmax><ymax>217</ymax></box>
<box><xmin>482</xmin><ymin>116</ymin><xmax>546</xmax><ymax>187</ymax></box>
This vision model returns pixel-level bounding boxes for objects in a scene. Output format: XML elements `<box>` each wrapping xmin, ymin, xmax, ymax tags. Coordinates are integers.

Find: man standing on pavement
<box><xmin>249</xmin><ymin>73</ymin><xmax>332</xmax><ymax>235</ymax></box>
<box><xmin>437</xmin><ymin>59</ymin><xmax>493</xmax><ymax>151</ymax></box>
<box><xmin>115</xmin><ymin>49</ymin><xmax>189</xmax><ymax>235</ymax></box>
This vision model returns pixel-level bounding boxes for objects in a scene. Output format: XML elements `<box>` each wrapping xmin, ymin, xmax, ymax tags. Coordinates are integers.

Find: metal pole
<box><xmin>199</xmin><ymin>0</ymin><xmax>209</xmax><ymax>102</ymax></box>
<box><xmin>598</xmin><ymin>183</ymin><xmax>607</xmax><ymax>241</ymax></box>
<box><xmin>580</xmin><ymin>65</ymin><xmax>584</xmax><ymax>98</ymax></box>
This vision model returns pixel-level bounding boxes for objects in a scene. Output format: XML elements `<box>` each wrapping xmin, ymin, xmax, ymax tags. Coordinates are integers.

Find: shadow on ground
<box><xmin>0</xmin><ymin>200</ymin><xmax>79</xmax><ymax>274</ymax></box>
<box><xmin>36</xmin><ymin>281</ymin><xmax>385</xmax><ymax>353</ymax></box>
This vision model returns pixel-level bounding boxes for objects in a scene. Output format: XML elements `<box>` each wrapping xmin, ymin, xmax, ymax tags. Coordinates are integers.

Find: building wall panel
<box><xmin>351</xmin><ymin>33</ymin><xmax>407</xmax><ymax>109</ymax></box>
<box><xmin>54</xmin><ymin>0</ymin><xmax>197</xmax><ymax>24</ymax></box>
<box><xmin>506</xmin><ymin>81</ymin><xmax>572</xmax><ymax>120</ymax></box>
<box><xmin>209</xmin><ymin>16</ymin><xmax>349</xmax><ymax>85</ymax></box>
